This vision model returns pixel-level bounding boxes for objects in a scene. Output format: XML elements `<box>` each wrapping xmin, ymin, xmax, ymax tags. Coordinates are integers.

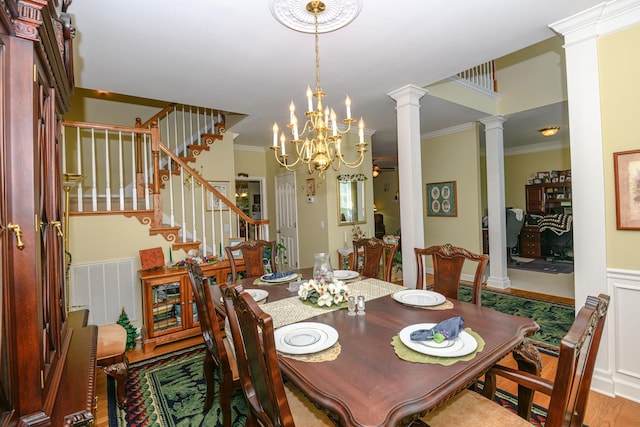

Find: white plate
<box><xmin>333</xmin><ymin>270</ymin><xmax>359</xmax><ymax>280</ymax></box>
<box><xmin>399</xmin><ymin>323</ymin><xmax>478</xmax><ymax>357</ymax></box>
<box><xmin>392</xmin><ymin>290</ymin><xmax>446</xmax><ymax>307</ymax></box>
<box><xmin>260</xmin><ymin>272</ymin><xmax>298</xmax><ymax>283</ymax></box>
<box><xmin>246</xmin><ymin>289</ymin><xmax>268</xmax><ymax>303</ymax></box>
<box><xmin>274</xmin><ymin>322</ymin><xmax>339</xmax><ymax>355</ymax></box>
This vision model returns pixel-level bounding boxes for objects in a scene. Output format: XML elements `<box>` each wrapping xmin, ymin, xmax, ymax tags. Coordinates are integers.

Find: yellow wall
<box><xmin>599</xmin><ymin>24</ymin><xmax>640</xmax><ymax>269</ymax></box>
<box><xmin>495</xmin><ymin>36</ymin><xmax>567</xmax><ymax>114</ymax></box>
<box><xmin>422</xmin><ymin>124</ymin><xmax>483</xmax><ymax>257</ymax></box>
<box><xmin>504</xmin><ymin>147</ymin><xmax>572</xmax><ymax>210</ymax></box>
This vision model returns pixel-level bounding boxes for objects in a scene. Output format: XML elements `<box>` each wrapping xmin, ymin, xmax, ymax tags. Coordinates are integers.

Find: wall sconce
<box><xmin>539</xmin><ymin>127</ymin><xmax>559</xmax><ymax>137</ymax></box>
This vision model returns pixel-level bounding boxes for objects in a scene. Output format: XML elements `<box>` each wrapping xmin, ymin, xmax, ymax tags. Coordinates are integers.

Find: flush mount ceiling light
<box><xmin>539</xmin><ymin>127</ymin><xmax>560</xmax><ymax>137</ymax></box>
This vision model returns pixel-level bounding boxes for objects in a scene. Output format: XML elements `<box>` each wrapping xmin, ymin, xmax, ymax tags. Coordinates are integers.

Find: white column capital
<box><xmin>551</xmin><ymin>0</ymin><xmax>640</xmax><ymax>46</ymax></box>
<box><xmin>479</xmin><ymin>115</ymin><xmax>507</xmax><ymax>130</ymax></box>
<box><xmin>387</xmin><ymin>84</ymin><xmax>428</xmax><ymax>108</ymax></box>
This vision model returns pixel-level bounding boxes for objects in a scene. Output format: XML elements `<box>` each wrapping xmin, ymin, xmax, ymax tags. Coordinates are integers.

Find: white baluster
<box><xmin>118</xmin><ymin>131</ymin><xmax>124</xmax><ymax>210</ymax></box>
<box><xmin>131</xmin><ymin>132</ymin><xmax>138</xmax><ymax>210</ymax></box>
<box><xmin>76</xmin><ymin>127</ymin><xmax>83</xmax><ymax>212</ymax></box>
<box><xmin>91</xmin><ymin>128</ymin><xmax>97</xmax><ymax>211</ymax></box>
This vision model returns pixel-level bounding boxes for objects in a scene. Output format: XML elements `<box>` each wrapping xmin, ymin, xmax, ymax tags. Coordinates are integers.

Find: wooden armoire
<box><xmin>1</xmin><ymin>1</ymin><xmax>96</xmax><ymax>425</ymax></box>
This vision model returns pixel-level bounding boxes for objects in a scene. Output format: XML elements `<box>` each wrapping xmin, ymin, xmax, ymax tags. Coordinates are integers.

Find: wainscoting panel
<box><xmin>608</xmin><ymin>269</ymin><xmax>640</xmax><ymax>403</ymax></box>
<box><xmin>70</xmin><ymin>258</ymin><xmax>139</xmax><ymax>325</ymax></box>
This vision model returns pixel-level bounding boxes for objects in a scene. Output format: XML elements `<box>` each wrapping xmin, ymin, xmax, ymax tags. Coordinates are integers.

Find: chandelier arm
<box><xmin>336</xmin><ymin>150</ymin><xmax>367</xmax><ymax>168</ymax></box>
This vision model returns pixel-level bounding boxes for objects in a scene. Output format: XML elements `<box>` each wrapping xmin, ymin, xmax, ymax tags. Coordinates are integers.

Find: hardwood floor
<box><xmin>94</xmin><ymin>287</ymin><xmax>640</xmax><ymax>427</ymax></box>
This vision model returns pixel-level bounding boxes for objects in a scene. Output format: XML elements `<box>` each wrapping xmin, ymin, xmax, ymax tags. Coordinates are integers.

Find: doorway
<box><xmin>235</xmin><ymin>177</ymin><xmax>265</xmax><ymax>240</ymax></box>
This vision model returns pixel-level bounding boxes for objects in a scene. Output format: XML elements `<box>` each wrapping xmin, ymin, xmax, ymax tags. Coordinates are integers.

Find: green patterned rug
<box><xmin>115</xmin><ymin>345</ymin><xmax>247</xmax><ymax>427</ymax></box>
<box><xmin>457</xmin><ymin>284</ymin><xmax>574</xmax><ymax>356</ymax></box>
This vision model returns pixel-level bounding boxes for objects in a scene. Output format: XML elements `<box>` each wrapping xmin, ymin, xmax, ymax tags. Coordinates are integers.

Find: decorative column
<box><xmin>480</xmin><ymin>115</ymin><xmax>511</xmax><ymax>289</ymax></box>
<box><xmin>387</xmin><ymin>84</ymin><xmax>428</xmax><ymax>288</ymax></box>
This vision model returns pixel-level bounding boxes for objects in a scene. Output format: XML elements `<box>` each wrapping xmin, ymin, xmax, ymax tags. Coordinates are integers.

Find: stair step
<box><xmin>172</xmin><ymin>241</ymin><xmax>201</xmax><ymax>254</ymax></box>
<box><xmin>202</xmin><ymin>133</ymin><xmax>223</xmax><ymax>145</ymax></box>
<box><xmin>187</xmin><ymin>144</ymin><xmax>209</xmax><ymax>157</ymax></box>
<box><xmin>149</xmin><ymin>226</ymin><xmax>180</xmax><ymax>242</ymax></box>
<box><xmin>179</xmin><ymin>156</ymin><xmax>196</xmax><ymax>164</ymax></box>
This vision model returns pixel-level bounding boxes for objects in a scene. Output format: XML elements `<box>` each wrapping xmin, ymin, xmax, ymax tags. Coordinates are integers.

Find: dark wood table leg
<box><xmin>512</xmin><ymin>338</ymin><xmax>542</xmax><ymax>420</ymax></box>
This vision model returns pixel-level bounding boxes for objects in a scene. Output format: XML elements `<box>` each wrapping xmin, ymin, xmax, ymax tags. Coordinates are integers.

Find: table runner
<box><xmin>260</xmin><ymin>278</ymin><xmax>403</xmax><ymax>329</ymax></box>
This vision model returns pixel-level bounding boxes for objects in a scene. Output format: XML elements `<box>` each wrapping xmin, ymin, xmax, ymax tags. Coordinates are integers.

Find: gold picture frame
<box><xmin>306</xmin><ymin>178</ymin><xmax>316</xmax><ymax>196</ymax></box>
<box><xmin>614</xmin><ymin>149</ymin><xmax>640</xmax><ymax>230</ymax></box>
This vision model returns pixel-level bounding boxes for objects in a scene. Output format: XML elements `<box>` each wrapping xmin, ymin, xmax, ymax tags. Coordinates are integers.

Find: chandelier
<box><xmin>270</xmin><ymin>0</ymin><xmax>367</xmax><ymax>179</ymax></box>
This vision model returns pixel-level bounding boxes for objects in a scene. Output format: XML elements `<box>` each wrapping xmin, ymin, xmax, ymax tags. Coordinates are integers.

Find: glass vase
<box><xmin>312</xmin><ymin>252</ymin><xmax>334</xmax><ymax>283</ymax></box>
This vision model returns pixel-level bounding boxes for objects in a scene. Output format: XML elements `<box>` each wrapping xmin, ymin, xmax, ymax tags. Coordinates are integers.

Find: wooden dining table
<box><xmin>212</xmin><ymin>268</ymin><xmax>539</xmax><ymax>427</ymax></box>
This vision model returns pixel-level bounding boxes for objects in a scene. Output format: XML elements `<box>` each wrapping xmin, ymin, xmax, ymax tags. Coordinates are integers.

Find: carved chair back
<box><xmin>414</xmin><ymin>243</ymin><xmax>488</xmax><ymax>305</ymax></box>
<box><xmin>225</xmin><ymin>239</ymin><xmax>276</xmax><ymax>281</ymax></box>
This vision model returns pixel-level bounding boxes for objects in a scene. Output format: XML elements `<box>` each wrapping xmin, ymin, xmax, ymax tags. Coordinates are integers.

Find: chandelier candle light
<box><xmin>270</xmin><ymin>0</ymin><xmax>367</xmax><ymax>179</ymax></box>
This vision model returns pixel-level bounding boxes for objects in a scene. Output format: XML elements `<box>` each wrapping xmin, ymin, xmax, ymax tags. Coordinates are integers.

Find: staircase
<box><xmin>62</xmin><ymin>103</ymin><xmax>269</xmax><ymax>258</ymax></box>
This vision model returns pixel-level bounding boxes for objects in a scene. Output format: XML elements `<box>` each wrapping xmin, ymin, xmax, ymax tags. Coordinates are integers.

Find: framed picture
<box><xmin>227</xmin><ymin>237</ymin><xmax>245</xmax><ymax>258</ymax></box>
<box><xmin>306</xmin><ymin>178</ymin><xmax>316</xmax><ymax>196</ymax></box>
<box><xmin>426</xmin><ymin>181</ymin><xmax>457</xmax><ymax>217</ymax></box>
<box><xmin>253</xmin><ymin>194</ymin><xmax>261</xmax><ymax>204</ymax></box>
<box><xmin>614</xmin><ymin>149</ymin><xmax>640</xmax><ymax>230</ymax></box>
<box><xmin>207</xmin><ymin>181</ymin><xmax>229</xmax><ymax>211</ymax></box>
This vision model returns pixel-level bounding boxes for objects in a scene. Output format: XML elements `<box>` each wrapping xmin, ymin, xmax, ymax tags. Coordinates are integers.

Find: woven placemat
<box><xmin>418</xmin><ymin>299</ymin><xmax>454</xmax><ymax>310</ymax></box>
<box><xmin>280</xmin><ymin>342</ymin><xmax>341</xmax><ymax>362</ymax></box>
<box><xmin>390</xmin><ymin>328</ymin><xmax>485</xmax><ymax>366</ymax></box>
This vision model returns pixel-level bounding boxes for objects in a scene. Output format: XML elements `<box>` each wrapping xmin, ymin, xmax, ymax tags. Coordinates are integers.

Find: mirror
<box><xmin>337</xmin><ymin>177</ymin><xmax>365</xmax><ymax>225</ymax></box>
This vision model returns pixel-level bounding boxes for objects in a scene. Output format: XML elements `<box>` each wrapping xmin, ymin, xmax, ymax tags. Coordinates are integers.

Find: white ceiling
<box><xmin>69</xmin><ymin>0</ymin><xmax>596</xmax><ymax>169</ymax></box>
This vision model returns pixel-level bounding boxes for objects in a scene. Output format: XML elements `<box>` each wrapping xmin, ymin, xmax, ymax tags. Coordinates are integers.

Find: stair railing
<box><xmin>61</xmin><ymin>119</ymin><xmax>268</xmax><ymax>258</ymax></box>
<box><xmin>457</xmin><ymin>60</ymin><xmax>497</xmax><ymax>92</ymax></box>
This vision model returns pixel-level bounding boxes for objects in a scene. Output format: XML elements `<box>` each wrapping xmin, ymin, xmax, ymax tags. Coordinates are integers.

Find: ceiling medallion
<box><xmin>269</xmin><ymin>0</ymin><xmax>363</xmax><ymax>33</ymax></box>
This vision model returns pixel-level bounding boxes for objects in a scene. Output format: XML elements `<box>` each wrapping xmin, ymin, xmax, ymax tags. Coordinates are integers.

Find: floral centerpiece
<box><xmin>298</xmin><ymin>279</ymin><xmax>350</xmax><ymax>307</ymax></box>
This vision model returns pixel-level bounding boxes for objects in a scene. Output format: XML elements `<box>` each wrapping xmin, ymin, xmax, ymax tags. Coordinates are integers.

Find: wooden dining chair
<box><xmin>221</xmin><ymin>284</ymin><xmax>336</xmax><ymax>427</ymax></box>
<box><xmin>414</xmin><ymin>243</ymin><xmax>488</xmax><ymax>305</ymax></box>
<box><xmin>351</xmin><ymin>237</ymin><xmax>398</xmax><ymax>282</ymax></box>
<box><xmin>225</xmin><ymin>239</ymin><xmax>276</xmax><ymax>281</ymax></box>
<box><xmin>185</xmin><ymin>261</ymin><xmax>240</xmax><ymax>426</ymax></box>
<box><xmin>419</xmin><ymin>294</ymin><xmax>610</xmax><ymax>427</ymax></box>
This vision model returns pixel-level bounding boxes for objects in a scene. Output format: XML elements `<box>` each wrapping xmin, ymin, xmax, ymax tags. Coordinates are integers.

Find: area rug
<box><xmin>457</xmin><ymin>285</ymin><xmax>574</xmax><ymax>356</ymax></box>
<box><xmin>109</xmin><ymin>345</ymin><xmax>552</xmax><ymax>426</ymax></box>
<box><xmin>112</xmin><ymin>345</ymin><xmax>247</xmax><ymax>427</ymax></box>
<box><xmin>508</xmin><ymin>258</ymin><xmax>574</xmax><ymax>274</ymax></box>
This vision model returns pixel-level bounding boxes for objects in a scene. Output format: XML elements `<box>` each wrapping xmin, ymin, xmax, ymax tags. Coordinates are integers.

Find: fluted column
<box><xmin>387</xmin><ymin>84</ymin><xmax>428</xmax><ymax>288</ymax></box>
<box><xmin>481</xmin><ymin>115</ymin><xmax>511</xmax><ymax>289</ymax></box>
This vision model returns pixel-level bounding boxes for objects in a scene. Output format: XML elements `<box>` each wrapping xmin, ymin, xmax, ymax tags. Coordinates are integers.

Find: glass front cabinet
<box><xmin>138</xmin><ymin>260</ymin><xmax>238</xmax><ymax>352</ymax></box>
<box><xmin>140</xmin><ymin>269</ymin><xmax>201</xmax><ymax>353</ymax></box>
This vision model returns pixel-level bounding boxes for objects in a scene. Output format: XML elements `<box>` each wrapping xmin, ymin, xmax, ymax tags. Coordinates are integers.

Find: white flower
<box><xmin>298</xmin><ymin>278</ymin><xmax>350</xmax><ymax>307</ymax></box>
<box><xmin>317</xmin><ymin>293</ymin><xmax>333</xmax><ymax>307</ymax></box>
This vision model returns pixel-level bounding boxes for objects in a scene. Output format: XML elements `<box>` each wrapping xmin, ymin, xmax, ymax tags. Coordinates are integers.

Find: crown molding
<box><xmin>422</xmin><ymin>122</ymin><xmax>475</xmax><ymax>140</ymax></box>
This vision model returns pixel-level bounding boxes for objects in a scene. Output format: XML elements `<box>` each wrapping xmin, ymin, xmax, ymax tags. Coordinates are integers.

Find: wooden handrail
<box><xmin>157</xmin><ymin>143</ymin><xmax>268</xmax><ymax>227</ymax></box>
<box><xmin>62</xmin><ymin>119</ymin><xmax>152</xmax><ymax>134</ymax></box>
<box><xmin>140</xmin><ymin>103</ymin><xmax>177</xmax><ymax>129</ymax></box>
